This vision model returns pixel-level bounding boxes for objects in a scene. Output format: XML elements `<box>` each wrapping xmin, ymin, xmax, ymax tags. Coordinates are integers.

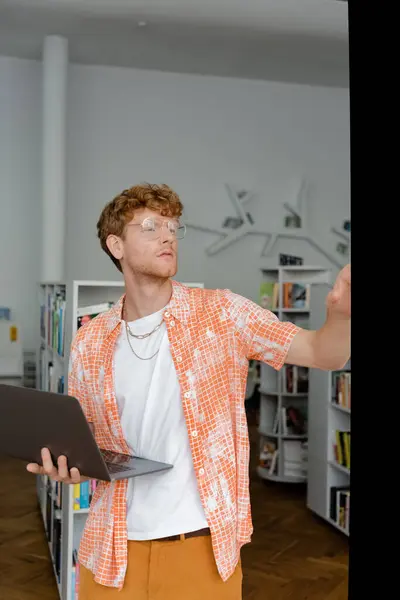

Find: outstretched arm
<box><xmin>223</xmin><ymin>264</ymin><xmax>351</xmax><ymax>371</ymax></box>
<box><xmin>285</xmin><ymin>264</ymin><xmax>350</xmax><ymax>370</ymax></box>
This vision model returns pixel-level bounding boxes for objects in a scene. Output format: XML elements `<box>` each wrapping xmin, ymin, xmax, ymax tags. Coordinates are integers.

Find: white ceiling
<box><xmin>0</xmin><ymin>0</ymin><xmax>349</xmax><ymax>87</ymax></box>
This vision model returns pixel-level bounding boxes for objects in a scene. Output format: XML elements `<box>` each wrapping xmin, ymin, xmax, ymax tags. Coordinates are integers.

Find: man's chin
<box><xmin>154</xmin><ymin>264</ymin><xmax>177</xmax><ymax>279</ymax></box>
<box><xmin>123</xmin><ymin>262</ymin><xmax>177</xmax><ymax>281</ymax></box>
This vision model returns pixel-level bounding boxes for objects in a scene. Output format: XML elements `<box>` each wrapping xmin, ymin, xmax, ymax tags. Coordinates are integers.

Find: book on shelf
<box><xmin>332</xmin><ymin>370</ymin><xmax>351</xmax><ymax>410</ymax></box>
<box><xmin>259</xmin><ymin>440</ymin><xmax>278</xmax><ymax>474</ymax></box>
<box><xmin>282</xmin><ymin>365</ymin><xmax>308</xmax><ymax>394</ymax></box>
<box><xmin>77</xmin><ymin>302</ymin><xmax>115</xmax><ymax>329</ymax></box>
<box><xmin>333</xmin><ymin>430</ymin><xmax>351</xmax><ymax>470</ymax></box>
<box><xmin>259</xmin><ymin>438</ymin><xmax>307</xmax><ymax>477</ymax></box>
<box><xmin>41</xmin><ymin>288</ymin><xmax>66</xmax><ymax>356</ymax></box>
<box><xmin>272</xmin><ymin>405</ymin><xmax>307</xmax><ymax>436</ymax></box>
<box><xmin>279</xmin><ymin>253</ymin><xmax>303</xmax><ymax>266</ymax></box>
<box><xmin>282</xmin><ymin>406</ymin><xmax>307</xmax><ymax>436</ymax></box>
<box><xmin>329</xmin><ymin>485</ymin><xmax>350</xmax><ymax>532</ymax></box>
<box><xmin>48</xmin><ymin>361</ymin><xmax>64</xmax><ymax>393</ymax></box>
<box><xmin>282</xmin><ymin>439</ymin><xmax>307</xmax><ymax>477</ymax></box>
<box><xmin>258</xmin><ymin>281</ymin><xmax>310</xmax><ymax>311</ymax></box>
<box><xmin>52</xmin><ymin>480</ymin><xmax>62</xmax><ymax>510</ymax></box>
<box><xmin>282</xmin><ymin>283</ymin><xmax>310</xmax><ymax>309</ymax></box>
<box><xmin>39</xmin><ymin>347</ymin><xmax>64</xmax><ymax>393</ymax></box>
<box><xmin>259</xmin><ymin>283</ymin><xmax>279</xmax><ymax>310</ymax></box>
<box><xmin>72</xmin><ymin>479</ymin><xmax>98</xmax><ymax>510</ymax></box>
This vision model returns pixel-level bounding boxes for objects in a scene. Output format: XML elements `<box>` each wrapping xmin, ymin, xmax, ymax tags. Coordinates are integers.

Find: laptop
<box><xmin>0</xmin><ymin>383</ymin><xmax>173</xmax><ymax>482</ymax></box>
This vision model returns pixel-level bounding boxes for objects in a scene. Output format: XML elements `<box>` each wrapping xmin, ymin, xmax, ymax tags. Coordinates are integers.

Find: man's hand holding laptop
<box><xmin>26</xmin><ymin>422</ymin><xmax>96</xmax><ymax>483</ymax></box>
<box><xmin>26</xmin><ymin>447</ymin><xmax>89</xmax><ymax>484</ymax></box>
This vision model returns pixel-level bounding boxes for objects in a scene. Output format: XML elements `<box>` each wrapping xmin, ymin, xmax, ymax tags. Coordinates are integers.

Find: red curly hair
<box><xmin>97</xmin><ymin>183</ymin><xmax>184</xmax><ymax>271</ymax></box>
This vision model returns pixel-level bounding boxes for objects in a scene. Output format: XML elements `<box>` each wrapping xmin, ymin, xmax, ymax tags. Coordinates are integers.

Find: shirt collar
<box><xmin>105</xmin><ymin>279</ymin><xmax>191</xmax><ymax>335</ymax></box>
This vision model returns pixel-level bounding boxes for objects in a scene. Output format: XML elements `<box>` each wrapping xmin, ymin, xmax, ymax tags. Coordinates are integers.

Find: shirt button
<box><xmin>170</xmin><ymin>320</ymin><xmax>175</xmax><ymax>326</ymax></box>
<box><xmin>191</xmin><ymin>430</ymin><xmax>198</xmax><ymax>437</ymax></box>
<box><xmin>164</xmin><ymin>311</ymin><xmax>170</xmax><ymax>317</ymax></box>
<box><xmin>184</xmin><ymin>391</ymin><xmax>191</xmax><ymax>398</ymax></box>
<box><xmin>176</xmin><ymin>356</ymin><xmax>182</xmax><ymax>362</ymax></box>
<box><xmin>199</xmin><ymin>468</ymin><xmax>205</xmax><ymax>476</ymax></box>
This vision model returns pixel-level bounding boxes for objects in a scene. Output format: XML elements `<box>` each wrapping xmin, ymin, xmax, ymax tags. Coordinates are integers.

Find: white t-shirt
<box><xmin>114</xmin><ymin>306</ymin><xmax>208</xmax><ymax>539</ymax></box>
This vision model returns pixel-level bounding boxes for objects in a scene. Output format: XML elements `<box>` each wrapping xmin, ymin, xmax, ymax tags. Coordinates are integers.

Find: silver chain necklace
<box><xmin>126</xmin><ymin>318</ymin><xmax>164</xmax><ymax>339</ymax></box>
<box><xmin>124</xmin><ymin>320</ymin><xmax>163</xmax><ymax>361</ymax></box>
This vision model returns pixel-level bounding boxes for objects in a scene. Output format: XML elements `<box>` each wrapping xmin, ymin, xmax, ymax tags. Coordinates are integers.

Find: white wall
<box><xmin>0</xmin><ymin>56</ymin><xmax>350</xmax><ymax>352</ymax></box>
<box><xmin>0</xmin><ymin>56</ymin><xmax>41</xmax><ymax>351</ymax></box>
<box><xmin>66</xmin><ymin>64</ymin><xmax>350</xmax><ymax>298</ymax></box>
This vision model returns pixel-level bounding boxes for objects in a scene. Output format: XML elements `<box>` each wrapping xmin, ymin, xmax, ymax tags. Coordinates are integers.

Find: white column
<box><xmin>41</xmin><ymin>35</ymin><xmax>68</xmax><ymax>282</ymax></box>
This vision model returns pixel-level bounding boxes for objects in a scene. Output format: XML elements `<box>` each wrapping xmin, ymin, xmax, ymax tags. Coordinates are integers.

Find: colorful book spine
<box><xmin>73</xmin><ymin>480</ymin><xmax>97</xmax><ymax>511</ymax></box>
<box><xmin>73</xmin><ymin>484</ymin><xmax>80</xmax><ymax>510</ymax></box>
<box><xmin>79</xmin><ymin>481</ymin><xmax>90</xmax><ymax>509</ymax></box>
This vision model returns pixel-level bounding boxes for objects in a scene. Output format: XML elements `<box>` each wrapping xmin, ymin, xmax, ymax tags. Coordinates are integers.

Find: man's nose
<box><xmin>160</xmin><ymin>223</ymin><xmax>174</xmax><ymax>243</ymax></box>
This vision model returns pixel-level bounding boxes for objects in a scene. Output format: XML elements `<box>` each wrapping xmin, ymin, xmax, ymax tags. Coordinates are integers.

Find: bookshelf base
<box><xmin>257</xmin><ymin>466</ymin><xmax>306</xmax><ymax>484</ymax></box>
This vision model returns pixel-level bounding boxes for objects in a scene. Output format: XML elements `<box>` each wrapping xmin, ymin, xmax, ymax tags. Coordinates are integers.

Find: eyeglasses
<box><xmin>127</xmin><ymin>217</ymin><xmax>186</xmax><ymax>240</ymax></box>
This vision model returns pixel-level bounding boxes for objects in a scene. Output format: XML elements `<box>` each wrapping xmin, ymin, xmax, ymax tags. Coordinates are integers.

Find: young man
<box><xmin>27</xmin><ymin>183</ymin><xmax>351</xmax><ymax>600</ymax></box>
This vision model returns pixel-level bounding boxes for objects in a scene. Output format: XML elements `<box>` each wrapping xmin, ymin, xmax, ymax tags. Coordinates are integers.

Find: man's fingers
<box><xmin>26</xmin><ymin>463</ymin><xmax>41</xmax><ymax>474</ymax></box>
<box><xmin>70</xmin><ymin>467</ymin><xmax>81</xmax><ymax>484</ymax></box>
<box><xmin>57</xmin><ymin>455</ymin><xmax>70</xmax><ymax>480</ymax></box>
<box><xmin>41</xmin><ymin>448</ymin><xmax>58</xmax><ymax>477</ymax></box>
<box><xmin>27</xmin><ymin>451</ymin><xmax>82</xmax><ymax>485</ymax></box>
<box><xmin>57</xmin><ymin>456</ymin><xmax>81</xmax><ymax>483</ymax></box>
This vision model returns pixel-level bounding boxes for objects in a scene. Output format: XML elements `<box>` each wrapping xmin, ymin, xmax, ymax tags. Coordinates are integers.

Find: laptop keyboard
<box><xmin>105</xmin><ymin>462</ymin><xmax>132</xmax><ymax>474</ymax></box>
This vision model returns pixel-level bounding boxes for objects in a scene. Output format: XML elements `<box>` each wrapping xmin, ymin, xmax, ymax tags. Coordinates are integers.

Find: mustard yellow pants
<box><xmin>78</xmin><ymin>534</ymin><xmax>242</xmax><ymax>599</ymax></box>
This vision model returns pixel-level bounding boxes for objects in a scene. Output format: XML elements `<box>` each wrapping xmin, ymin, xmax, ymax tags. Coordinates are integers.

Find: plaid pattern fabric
<box><xmin>68</xmin><ymin>281</ymin><xmax>300</xmax><ymax>589</ymax></box>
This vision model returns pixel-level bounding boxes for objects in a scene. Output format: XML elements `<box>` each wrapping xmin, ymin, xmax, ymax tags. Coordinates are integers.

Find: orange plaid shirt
<box><xmin>68</xmin><ymin>281</ymin><xmax>300</xmax><ymax>589</ymax></box>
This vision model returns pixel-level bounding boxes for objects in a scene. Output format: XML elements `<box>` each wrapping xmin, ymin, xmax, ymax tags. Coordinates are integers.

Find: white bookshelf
<box><xmin>35</xmin><ymin>279</ymin><xmax>125</xmax><ymax>600</ymax></box>
<box><xmin>36</xmin><ymin>281</ymin><xmax>67</xmax><ymax>597</ymax></box>
<box><xmin>306</xmin><ymin>283</ymin><xmax>350</xmax><ymax>536</ymax></box>
<box><xmin>37</xmin><ymin>278</ymin><xmax>204</xmax><ymax>600</ymax></box>
<box><xmin>66</xmin><ymin>280</ymin><xmax>126</xmax><ymax>600</ymax></box>
<box><xmin>256</xmin><ymin>266</ymin><xmax>331</xmax><ymax>484</ymax></box>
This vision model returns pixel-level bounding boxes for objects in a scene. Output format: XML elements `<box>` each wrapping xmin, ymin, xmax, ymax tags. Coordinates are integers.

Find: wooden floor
<box><xmin>0</xmin><ymin>425</ymin><xmax>349</xmax><ymax>599</ymax></box>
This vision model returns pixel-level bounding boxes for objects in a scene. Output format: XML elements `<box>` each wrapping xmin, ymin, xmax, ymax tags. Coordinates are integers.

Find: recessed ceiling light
<box><xmin>137</xmin><ymin>21</ymin><xmax>147</xmax><ymax>27</ymax></box>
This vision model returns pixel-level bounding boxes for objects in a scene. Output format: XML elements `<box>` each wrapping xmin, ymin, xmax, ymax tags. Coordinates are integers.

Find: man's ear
<box><xmin>106</xmin><ymin>234</ymin><xmax>123</xmax><ymax>261</ymax></box>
